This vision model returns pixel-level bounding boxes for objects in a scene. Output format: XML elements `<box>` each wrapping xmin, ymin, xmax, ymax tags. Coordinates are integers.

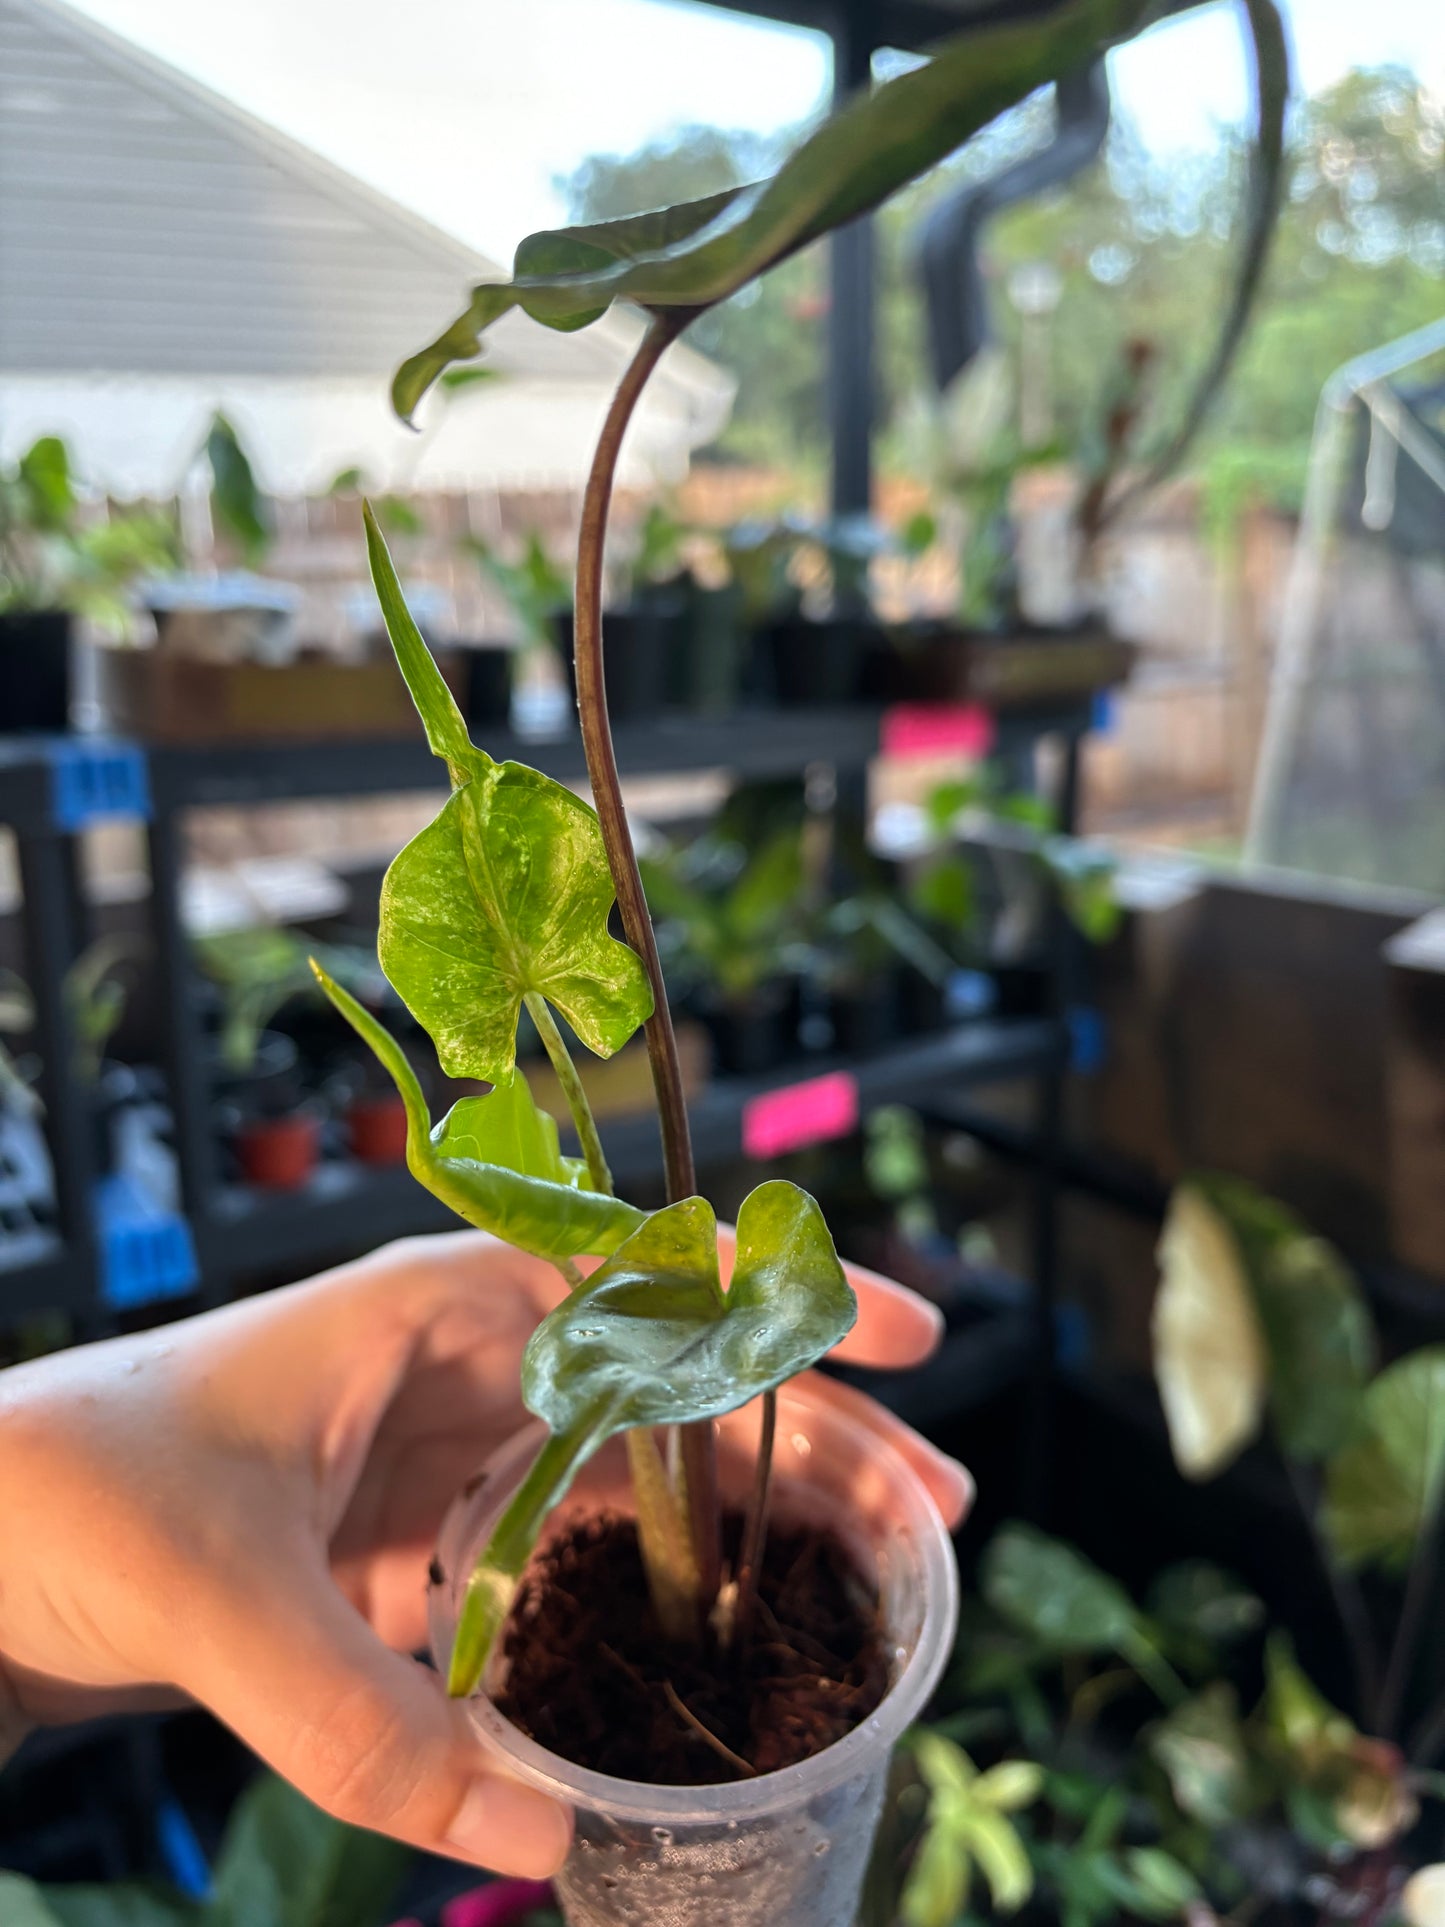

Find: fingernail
<box><xmin>928</xmin><ymin>1450</ymin><xmax>974</xmax><ymax>1527</ymax></box>
<box><xmin>445</xmin><ymin>1776</ymin><xmax>572</xmax><ymax>1877</ymax></box>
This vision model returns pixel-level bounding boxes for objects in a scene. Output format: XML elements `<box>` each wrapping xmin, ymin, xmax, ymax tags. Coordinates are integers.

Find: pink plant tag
<box><xmin>742</xmin><ymin>1071</ymin><xmax>859</xmax><ymax>1160</ymax></box>
<box><xmin>439</xmin><ymin>1881</ymin><xmax>555</xmax><ymax>1927</ymax></box>
<box><xmin>881</xmin><ymin>702</ymin><xmax>996</xmax><ymax>761</ymax></box>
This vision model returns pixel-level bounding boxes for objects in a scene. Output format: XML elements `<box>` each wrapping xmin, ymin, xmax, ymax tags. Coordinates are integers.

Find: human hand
<box><xmin>0</xmin><ymin>1228</ymin><xmax>967</xmax><ymax>1877</ymax></box>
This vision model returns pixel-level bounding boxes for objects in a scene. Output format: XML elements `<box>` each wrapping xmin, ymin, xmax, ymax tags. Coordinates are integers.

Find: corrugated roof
<box><xmin>0</xmin><ymin>0</ymin><xmax>733</xmax><ymax>489</ymax></box>
<box><xmin>0</xmin><ymin>0</ymin><xmax>646</xmax><ymax>380</ymax></box>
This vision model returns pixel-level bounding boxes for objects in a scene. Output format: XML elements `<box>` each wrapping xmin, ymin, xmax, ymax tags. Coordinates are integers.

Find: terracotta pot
<box><xmin>233</xmin><ymin>1111</ymin><xmax>320</xmax><ymax>1190</ymax></box>
<box><xmin>346</xmin><ymin>1093</ymin><xmax>409</xmax><ymax>1166</ymax></box>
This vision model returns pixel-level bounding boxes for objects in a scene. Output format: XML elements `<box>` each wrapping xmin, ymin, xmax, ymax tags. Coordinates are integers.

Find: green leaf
<box><xmin>0</xmin><ymin>1875</ymin><xmax>198</xmax><ymax>1927</ymax></box>
<box><xmin>901</xmin><ymin>1815</ymin><xmax>970</xmax><ymax>1927</ymax></box>
<box><xmin>982</xmin><ymin>1524</ymin><xmax>1138</xmax><ymax>1656</ymax></box>
<box><xmin>1148</xmin><ymin>1683</ymin><xmax>1256</xmax><ymax>1827</ymax></box>
<box><xmin>367</xmin><ymin>512</ymin><xmax>650</xmax><ymax>1082</ymax></box>
<box><xmin>974</xmin><ymin>1761</ymin><xmax>1045</xmax><ymax>1813</ymax></box>
<box><xmin>312</xmin><ymin>964</ymin><xmax>643</xmax><ymax>1262</ymax></box>
<box><xmin>1123</xmin><ymin>1849</ymin><xmax>1201</xmax><ymax>1912</ymax></box>
<box><xmin>1264</xmin><ymin>1632</ymin><xmax>1355</xmax><ymax>1767</ymax></box>
<box><xmin>956</xmin><ymin>1805</ymin><xmax>1033</xmax><ymax>1912</ymax></box>
<box><xmin>448</xmin><ymin>1182</ymin><xmax>855</xmax><ymax>1693</ymax></box>
<box><xmin>379</xmin><ymin>762</ymin><xmax>652</xmax><ymax>1083</ymax></box>
<box><xmin>392</xmin><ymin>0</ymin><xmax>1162</xmax><ymax>419</ymax></box>
<box><xmin>914</xmin><ymin>1729</ymin><xmax>978</xmax><ymax>1797</ymax></box>
<box><xmin>209</xmin><ymin>1772</ymin><xmax>409</xmax><ymax>1927</ymax></box>
<box><xmin>433</xmin><ymin>1075</ymin><xmax>591</xmax><ymax>1191</ymax></box>
<box><xmin>364</xmin><ymin>503</ymin><xmax>478</xmax><ymax>784</ymax></box>
<box><xmin>1153</xmin><ymin>1182</ymin><xmax>1269</xmax><ymax>1479</ymax></box>
<box><xmin>1147</xmin><ymin>1561</ymin><xmax>1264</xmax><ymax>1650</ymax></box>
<box><xmin>17</xmin><ymin>435</ymin><xmax>75</xmax><ymax>530</ymax></box>
<box><xmin>1324</xmin><ymin>1346</ymin><xmax>1445</xmax><ymax>1572</ymax></box>
<box><xmin>1197</xmin><ymin>1175</ymin><xmax>1374</xmax><ymax>1463</ymax></box>
<box><xmin>205</xmin><ymin>412</ymin><xmax>269</xmax><ymax>563</ymax></box>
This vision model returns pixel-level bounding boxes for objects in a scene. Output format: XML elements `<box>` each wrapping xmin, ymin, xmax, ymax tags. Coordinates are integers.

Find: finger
<box><xmin>800</xmin><ymin>1371</ymin><xmax>973</xmax><ymax>1529</ymax></box>
<box><xmin>832</xmin><ymin>1258</ymin><xmax>944</xmax><ymax>1370</ymax></box>
<box><xmin>185</xmin><ymin>1545</ymin><xmax>570</xmax><ymax>1878</ymax></box>
<box><xmin>714</xmin><ymin>1223</ymin><xmax>943</xmax><ymax>1370</ymax></box>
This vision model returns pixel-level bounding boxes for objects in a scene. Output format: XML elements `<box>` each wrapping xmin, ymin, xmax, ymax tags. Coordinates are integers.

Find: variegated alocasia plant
<box><xmin>320</xmin><ymin>0</ymin><xmax>1289</xmax><ymax>1701</ymax></box>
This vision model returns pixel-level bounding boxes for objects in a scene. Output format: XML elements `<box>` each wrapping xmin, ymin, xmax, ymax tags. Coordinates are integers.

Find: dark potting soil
<box><xmin>495</xmin><ymin>1511</ymin><xmax>890</xmax><ymax>1784</ymax></box>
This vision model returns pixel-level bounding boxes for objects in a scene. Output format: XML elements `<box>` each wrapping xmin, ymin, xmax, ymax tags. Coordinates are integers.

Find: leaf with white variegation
<box><xmin>446</xmin><ymin>1183</ymin><xmax>855</xmax><ymax>1694</ymax></box>
<box><xmin>311</xmin><ymin>965</ymin><xmax>643</xmax><ymax>1262</ymax></box>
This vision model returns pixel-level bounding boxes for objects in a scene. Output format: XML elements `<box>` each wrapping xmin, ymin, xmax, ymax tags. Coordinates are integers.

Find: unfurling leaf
<box><xmin>1153</xmin><ymin>1184</ymin><xmax>1268</xmax><ymax>1479</ymax></box>
<box><xmin>312</xmin><ymin>965</ymin><xmax>643</xmax><ymax>1262</ymax></box>
<box><xmin>448</xmin><ymin>1183</ymin><xmax>855</xmax><ymax>1694</ymax></box>
<box><xmin>1324</xmin><ymin>1346</ymin><xmax>1445</xmax><ymax>1573</ymax></box>
<box><xmin>393</xmin><ymin>0</ymin><xmax>1163</xmax><ymax>420</ymax></box>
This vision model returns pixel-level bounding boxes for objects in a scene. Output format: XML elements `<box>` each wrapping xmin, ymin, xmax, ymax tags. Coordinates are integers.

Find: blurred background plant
<box><xmin>0</xmin><ymin>436</ymin><xmax>177</xmax><ymax>632</ymax></box>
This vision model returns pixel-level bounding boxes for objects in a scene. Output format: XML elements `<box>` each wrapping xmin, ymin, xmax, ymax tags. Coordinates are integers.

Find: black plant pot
<box><xmin>668</xmin><ymin>582</ymin><xmax>748</xmax><ymax>714</ymax></box>
<box><xmin>465</xmin><ymin>647</ymin><xmax>513</xmax><ymax>727</ymax></box>
<box><xmin>603</xmin><ymin>597</ymin><xmax>682</xmax><ymax>721</ymax></box>
<box><xmin>698</xmin><ymin>985</ymin><xmax>799</xmax><ymax>1078</ymax></box>
<box><xmin>899</xmin><ymin>969</ymin><xmax>951</xmax><ymax>1037</ymax></box>
<box><xmin>761</xmin><ymin>615</ymin><xmax>875</xmax><ymax>708</ymax></box>
<box><xmin>828</xmin><ymin>969</ymin><xmax>905</xmax><ymax>1059</ymax></box>
<box><xmin>990</xmin><ymin>959</ymin><xmax>1051</xmax><ymax>1017</ymax></box>
<box><xmin>0</xmin><ymin>609</ymin><xmax>71</xmax><ymax>733</ymax></box>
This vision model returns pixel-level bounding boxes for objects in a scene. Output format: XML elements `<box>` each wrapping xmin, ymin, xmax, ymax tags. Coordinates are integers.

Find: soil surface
<box><xmin>495</xmin><ymin>1511</ymin><xmax>890</xmax><ymax>1783</ymax></box>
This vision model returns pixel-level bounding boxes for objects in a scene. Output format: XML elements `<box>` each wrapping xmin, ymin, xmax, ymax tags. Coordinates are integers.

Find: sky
<box><xmin>66</xmin><ymin>0</ymin><xmax>1445</xmax><ymax>265</ymax></box>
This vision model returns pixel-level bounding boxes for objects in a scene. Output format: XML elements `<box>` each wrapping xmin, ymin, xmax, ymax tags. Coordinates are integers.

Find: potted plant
<box><xmin>465</xmin><ymin>531</ymin><xmax>574</xmax><ymax>725</ymax></box>
<box><xmin>642</xmin><ymin>824</ymin><xmax>809</xmax><ymax>1075</ymax></box>
<box><xmin>603</xmin><ymin>500</ymin><xmax>693</xmax><ymax>720</ymax></box>
<box><xmin>194</xmin><ymin>927</ymin><xmax>325</xmax><ymax>1192</ymax></box>
<box><xmin>873</xmin><ymin>1176</ymin><xmax>1445</xmax><ymax>1925</ymax></box>
<box><xmin>0</xmin><ymin>435</ymin><xmax>177</xmax><ymax>730</ymax></box>
<box><xmin>288</xmin><ymin>3</ymin><xmax>1286</xmax><ymax>1918</ymax></box>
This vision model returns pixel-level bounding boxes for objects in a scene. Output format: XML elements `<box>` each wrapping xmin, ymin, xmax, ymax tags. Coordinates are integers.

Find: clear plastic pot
<box><xmin>429</xmin><ymin>1378</ymin><xmax>964</xmax><ymax>1927</ymax></box>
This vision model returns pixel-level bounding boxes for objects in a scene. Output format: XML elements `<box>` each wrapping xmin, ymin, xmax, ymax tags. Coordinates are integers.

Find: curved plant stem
<box><xmin>732</xmin><ymin>1388</ymin><xmax>777</xmax><ymax>1649</ymax></box>
<box><xmin>1286</xmin><ymin>1459</ymin><xmax>1381</xmax><ymax>1726</ymax></box>
<box><xmin>575</xmin><ymin>309</ymin><xmax>695</xmax><ymax>1201</ymax></box>
<box><xmin>1380</xmin><ymin>1489</ymin><xmax>1444</xmax><ymax>1742</ymax></box>
<box><xmin>523</xmin><ymin>990</ymin><xmax>612</xmax><ymax>1196</ymax></box>
<box><xmin>573</xmin><ymin>306</ymin><xmax>721</xmax><ymax>1608</ymax></box>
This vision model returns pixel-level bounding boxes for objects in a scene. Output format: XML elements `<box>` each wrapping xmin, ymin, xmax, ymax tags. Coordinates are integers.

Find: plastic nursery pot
<box><xmin>430</xmin><ymin>1377</ymin><xmax>963</xmax><ymax>1927</ymax></box>
<box><xmin>345</xmin><ymin>1092</ymin><xmax>409</xmax><ymax>1166</ymax></box>
<box><xmin>0</xmin><ymin>609</ymin><xmax>72</xmax><ymax>731</ymax></box>
<box><xmin>696</xmin><ymin>985</ymin><xmax>798</xmax><ymax>1078</ymax></box>
<box><xmin>232</xmin><ymin>1110</ymin><xmax>321</xmax><ymax>1190</ymax></box>
<box><xmin>761</xmin><ymin>616</ymin><xmax>874</xmax><ymax>708</ymax></box>
<box><xmin>466</xmin><ymin>646</ymin><xmax>515</xmax><ymax>728</ymax></box>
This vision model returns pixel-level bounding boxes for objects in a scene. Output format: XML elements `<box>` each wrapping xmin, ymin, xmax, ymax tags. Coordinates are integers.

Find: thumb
<box><xmin>182</xmin><ymin>1550</ymin><xmax>571</xmax><ymax>1878</ymax></box>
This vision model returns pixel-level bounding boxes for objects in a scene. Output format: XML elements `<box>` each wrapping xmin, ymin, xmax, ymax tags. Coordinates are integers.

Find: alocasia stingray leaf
<box><xmin>396</xmin><ymin>0</ymin><xmax>1156</xmax><ymax>418</ymax></box>
<box><xmin>395</xmin><ymin>0</ymin><xmax>1286</xmax><ymax>455</ymax></box>
<box><xmin>447</xmin><ymin>1181</ymin><xmax>856</xmax><ymax>1694</ymax></box>
<box><xmin>311</xmin><ymin>964</ymin><xmax>643</xmax><ymax>1261</ymax></box>
<box><xmin>364</xmin><ymin>510</ymin><xmax>653</xmax><ymax>1082</ymax></box>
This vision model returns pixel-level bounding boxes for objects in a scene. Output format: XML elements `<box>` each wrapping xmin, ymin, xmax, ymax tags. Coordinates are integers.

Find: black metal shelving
<box><xmin>0</xmin><ymin>702</ymin><xmax>1088</xmax><ymax>1365</ymax></box>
